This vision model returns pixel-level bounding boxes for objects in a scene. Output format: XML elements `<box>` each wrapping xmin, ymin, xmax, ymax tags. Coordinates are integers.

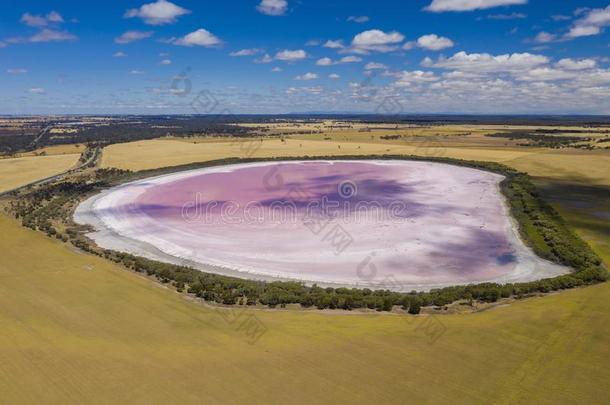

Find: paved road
<box><xmin>27</xmin><ymin>125</ymin><xmax>52</xmax><ymax>149</ymax></box>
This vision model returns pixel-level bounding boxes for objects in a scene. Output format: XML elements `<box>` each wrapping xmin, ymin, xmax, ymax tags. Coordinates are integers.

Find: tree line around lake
<box><xmin>7</xmin><ymin>155</ymin><xmax>607</xmax><ymax>314</ymax></box>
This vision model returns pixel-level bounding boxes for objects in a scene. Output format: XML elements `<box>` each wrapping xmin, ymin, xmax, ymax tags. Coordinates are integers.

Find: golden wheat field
<box><xmin>16</xmin><ymin>144</ymin><xmax>87</xmax><ymax>157</ymax></box>
<box><xmin>100</xmin><ymin>137</ymin><xmax>537</xmax><ymax>171</ymax></box>
<box><xmin>0</xmin><ymin>153</ymin><xmax>81</xmax><ymax>193</ymax></box>
<box><xmin>0</xmin><ymin>214</ymin><xmax>609</xmax><ymax>404</ymax></box>
<box><xmin>100</xmin><ymin>135</ymin><xmax>610</xmax><ymax>186</ymax></box>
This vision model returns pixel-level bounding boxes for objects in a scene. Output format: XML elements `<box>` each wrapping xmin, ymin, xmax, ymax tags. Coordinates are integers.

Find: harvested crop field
<box><xmin>100</xmin><ymin>137</ymin><xmax>538</xmax><ymax>172</ymax></box>
<box><xmin>0</xmin><ymin>213</ymin><xmax>609</xmax><ymax>403</ymax></box>
<box><xmin>0</xmin><ymin>153</ymin><xmax>80</xmax><ymax>193</ymax></box>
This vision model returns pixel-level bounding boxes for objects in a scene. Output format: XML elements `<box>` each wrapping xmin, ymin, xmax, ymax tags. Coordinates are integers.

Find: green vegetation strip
<box><xmin>7</xmin><ymin>155</ymin><xmax>606</xmax><ymax>314</ymax></box>
<box><xmin>486</xmin><ymin>132</ymin><xmax>594</xmax><ymax>148</ymax></box>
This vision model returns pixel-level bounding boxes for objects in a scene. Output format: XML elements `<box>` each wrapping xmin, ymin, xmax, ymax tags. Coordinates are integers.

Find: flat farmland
<box><xmin>100</xmin><ymin>136</ymin><xmax>610</xmax><ymax>185</ymax></box>
<box><xmin>3</xmin><ymin>127</ymin><xmax>609</xmax><ymax>404</ymax></box>
<box><xmin>0</xmin><ymin>213</ymin><xmax>609</xmax><ymax>404</ymax></box>
<box><xmin>505</xmin><ymin>149</ymin><xmax>610</xmax><ymax>186</ymax></box>
<box><xmin>100</xmin><ymin>137</ymin><xmax>539</xmax><ymax>171</ymax></box>
<box><xmin>0</xmin><ymin>153</ymin><xmax>81</xmax><ymax>193</ymax></box>
<box><xmin>21</xmin><ymin>144</ymin><xmax>86</xmax><ymax>157</ymax></box>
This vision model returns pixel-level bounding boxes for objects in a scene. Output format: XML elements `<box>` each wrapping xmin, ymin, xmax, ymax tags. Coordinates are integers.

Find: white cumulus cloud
<box><xmin>347</xmin><ymin>16</ymin><xmax>370</xmax><ymax>23</ymax></box>
<box><xmin>115</xmin><ymin>30</ymin><xmax>153</xmax><ymax>44</ymax></box>
<box><xmin>275</xmin><ymin>49</ymin><xmax>307</xmax><ymax>61</ymax></box>
<box><xmin>416</xmin><ymin>34</ymin><xmax>454</xmax><ymax>50</ymax></box>
<box><xmin>351</xmin><ymin>29</ymin><xmax>405</xmax><ymax>53</ymax></box>
<box><xmin>316</xmin><ymin>56</ymin><xmax>362</xmax><ymax>66</ymax></box>
<box><xmin>515</xmin><ymin>67</ymin><xmax>583</xmax><ymax>82</ymax></box>
<box><xmin>323</xmin><ymin>40</ymin><xmax>344</xmax><ymax>49</ymax></box>
<box><xmin>340</xmin><ymin>56</ymin><xmax>362</xmax><ymax>63</ymax></box>
<box><xmin>555</xmin><ymin>58</ymin><xmax>597</xmax><ymax>70</ymax></box>
<box><xmin>125</xmin><ymin>0</ymin><xmax>190</xmax><ymax>25</ymax></box>
<box><xmin>295</xmin><ymin>72</ymin><xmax>318</xmax><ymax>80</ymax></box>
<box><xmin>172</xmin><ymin>29</ymin><xmax>222</xmax><ymax>47</ymax></box>
<box><xmin>230</xmin><ymin>48</ymin><xmax>264</xmax><ymax>56</ymax></box>
<box><xmin>426</xmin><ymin>0</ymin><xmax>527</xmax><ymax>12</ymax></box>
<box><xmin>426</xmin><ymin>51</ymin><xmax>549</xmax><ymax>73</ymax></box>
<box><xmin>394</xmin><ymin>70</ymin><xmax>439</xmax><ymax>87</ymax></box>
<box><xmin>566</xmin><ymin>5</ymin><xmax>610</xmax><ymax>38</ymax></box>
<box><xmin>534</xmin><ymin>31</ymin><xmax>556</xmax><ymax>43</ymax></box>
<box><xmin>365</xmin><ymin>62</ymin><xmax>387</xmax><ymax>70</ymax></box>
<box><xmin>257</xmin><ymin>0</ymin><xmax>288</xmax><ymax>16</ymax></box>
<box><xmin>255</xmin><ymin>54</ymin><xmax>273</xmax><ymax>63</ymax></box>
<box><xmin>21</xmin><ymin>11</ymin><xmax>64</xmax><ymax>27</ymax></box>
<box><xmin>29</xmin><ymin>29</ymin><xmax>77</xmax><ymax>43</ymax></box>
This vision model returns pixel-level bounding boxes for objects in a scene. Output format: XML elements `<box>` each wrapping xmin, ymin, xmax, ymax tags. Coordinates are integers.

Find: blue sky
<box><xmin>1</xmin><ymin>0</ymin><xmax>610</xmax><ymax>114</ymax></box>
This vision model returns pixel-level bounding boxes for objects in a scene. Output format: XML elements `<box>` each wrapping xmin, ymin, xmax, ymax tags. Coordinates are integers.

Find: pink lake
<box><xmin>74</xmin><ymin>160</ymin><xmax>568</xmax><ymax>291</ymax></box>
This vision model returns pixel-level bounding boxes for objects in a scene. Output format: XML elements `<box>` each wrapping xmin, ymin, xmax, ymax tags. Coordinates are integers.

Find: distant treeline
<box><xmin>8</xmin><ymin>155</ymin><xmax>607</xmax><ymax>313</ymax></box>
<box><xmin>45</xmin><ymin>118</ymin><xmax>254</xmax><ymax>147</ymax></box>
<box><xmin>534</xmin><ymin>129</ymin><xmax>610</xmax><ymax>134</ymax></box>
<box><xmin>230</xmin><ymin>114</ymin><xmax>610</xmax><ymax>126</ymax></box>
<box><xmin>4</xmin><ymin>114</ymin><xmax>610</xmax><ymax>155</ymax></box>
<box><xmin>0</xmin><ymin>133</ymin><xmax>37</xmax><ymax>154</ymax></box>
<box><xmin>0</xmin><ymin>117</ymin><xmax>257</xmax><ymax>154</ymax></box>
<box><xmin>487</xmin><ymin>132</ymin><xmax>592</xmax><ymax>148</ymax></box>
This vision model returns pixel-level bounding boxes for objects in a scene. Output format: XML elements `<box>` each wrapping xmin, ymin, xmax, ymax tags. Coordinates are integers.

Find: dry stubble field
<box><xmin>1</xmin><ymin>213</ymin><xmax>609</xmax><ymax>404</ymax></box>
<box><xmin>0</xmin><ymin>153</ymin><xmax>81</xmax><ymax>193</ymax></box>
